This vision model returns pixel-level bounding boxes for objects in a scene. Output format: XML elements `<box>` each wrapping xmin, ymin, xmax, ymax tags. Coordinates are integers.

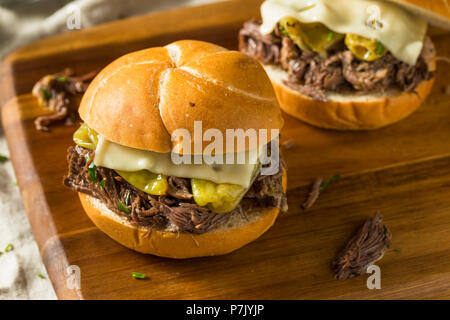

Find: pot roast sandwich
<box><xmin>63</xmin><ymin>40</ymin><xmax>287</xmax><ymax>258</ymax></box>
<box><xmin>239</xmin><ymin>0</ymin><xmax>450</xmax><ymax>130</ymax></box>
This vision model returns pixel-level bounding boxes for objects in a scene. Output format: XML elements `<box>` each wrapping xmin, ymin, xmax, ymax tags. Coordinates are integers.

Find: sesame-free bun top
<box><xmin>79</xmin><ymin>40</ymin><xmax>284</xmax><ymax>153</ymax></box>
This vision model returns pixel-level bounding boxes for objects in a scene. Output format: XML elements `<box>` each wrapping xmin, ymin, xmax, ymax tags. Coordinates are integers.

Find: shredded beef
<box><xmin>280</xmin><ymin>36</ymin><xmax>300</xmax><ymax>70</ymax></box>
<box><xmin>32</xmin><ymin>69</ymin><xmax>97</xmax><ymax>132</ymax></box>
<box><xmin>301</xmin><ymin>177</ymin><xmax>323</xmax><ymax>210</ymax></box>
<box><xmin>332</xmin><ymin>212</ymin><xmax>391</xmax><ymax>280</ymax></box>
<box><xmin>64</xmin><ymin>145</ymin><xmax>287</xmax><ymax>234</ymax></box>
<box><xmin>245</xmin><ymin>161</ymin><xmax>288</xmax><ymax>212</ymax></box>
<box><xmin>239</xmin><ymin>20</ymin><xmax>435</xmax><ymax>100</ymax></box>
<box><xmin>239</xmin><ymin>19</ymin><xmax>281</xmax><ymax>64</ymax></box>
<box><xmin>167</xmin><ymin>176</ymin><xmax>193</xmax><ymax>200</ymax></box>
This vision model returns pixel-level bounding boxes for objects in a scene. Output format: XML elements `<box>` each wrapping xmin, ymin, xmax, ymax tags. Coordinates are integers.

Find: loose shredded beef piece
<box><xmin>332</xmin><ymin>212</ymin><xmax>391</xmax><ymax>280</ymax></box>
<box><xmin>32</xmin><ymin>69</ymin><xmax>97</xmax><ymax>131</ymax></box>
<box><xmin>239</xmin><ymin>20</ymin><xmax>435</xmax><ymax>100</ymax></box>
<box><xmin>64</xmin><ymin>145</ymin><xmax>287</xmax><ymax>234</ymax></box>
<box><xmin>301</xmin><ymin>177</ymin><xmax>323</xmax><ymax>210</ymax></box>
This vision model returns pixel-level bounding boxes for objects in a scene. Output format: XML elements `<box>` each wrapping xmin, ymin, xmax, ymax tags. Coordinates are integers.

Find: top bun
<box><xmin>79</xmin><ymin>40</ymin><xmax>283</xmax><ymax>153</ymax></box>
<box><xmin>387</xmin><ymin>0</ymin><xmax>450</xmax><ymax>29</ymax></box>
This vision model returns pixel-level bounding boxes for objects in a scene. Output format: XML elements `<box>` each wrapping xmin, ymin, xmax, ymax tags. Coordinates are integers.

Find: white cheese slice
<box><xmin>260</xmin><ymin>0</ymin><xmax>427</xmax><ymax>65</ymax></box>
<box><xmin>94</xmin><ymin>136</ymin><xmax>260</xmax><ymax>188</ymax></box>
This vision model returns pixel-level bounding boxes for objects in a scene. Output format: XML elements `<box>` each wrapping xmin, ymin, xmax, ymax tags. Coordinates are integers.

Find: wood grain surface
<box><xmin>1</xmin><ymin>0</ymin><xmax>450</xmax><ymax>299</ymax></box>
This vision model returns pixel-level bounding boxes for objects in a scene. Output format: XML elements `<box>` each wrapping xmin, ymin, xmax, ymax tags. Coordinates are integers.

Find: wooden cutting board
<box><xmin>1</xmin><ymin>0</ymin><xmax>450</xmax><ymax>300</ymax></box>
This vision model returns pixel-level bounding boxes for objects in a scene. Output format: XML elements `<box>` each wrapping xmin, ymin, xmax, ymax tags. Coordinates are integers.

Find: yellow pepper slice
<box><xmin>345</xmin><ymin>34</ymin><xmax>387</xmax><ymax>61</ymax></box>
<box><xmin>191</xmin><ymin>179</ymin><xmax>246</xmax><ymax>213</ymax></box>
<box><xmin>73</xmin><ymin>123</ymin><xmax>98</xmax><ymax>150</ymax></box>
<box><xmin>278</xmin><ymin>17</ymin><xmax>344</xmax><ymax>56</ymax></box>
<box><xmin>115</xmin><ymin>170</ymin><xmax>168</xmax><ymax>196</ymax></box>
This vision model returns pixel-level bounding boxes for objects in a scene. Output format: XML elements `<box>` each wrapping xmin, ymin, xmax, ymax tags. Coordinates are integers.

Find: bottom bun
<box><xmin>265</xmin><ymin>65</ymin><xmax>435</xmax><ymax>130</ymax></box>
<box><xmin>79</xmin><ymin>169</ymin><xmax>287</xmax><ymax>259</ymax></box>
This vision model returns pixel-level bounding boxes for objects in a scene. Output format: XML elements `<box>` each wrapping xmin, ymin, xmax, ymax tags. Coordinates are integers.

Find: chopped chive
<box><xmin>328</xmin><ymin>32</ymin><xmax>334</xmax><ymax>41</ymax></box>
<box><xmin>38</xmin><ymin>273</ymin><xmax>46</xmax><ymax>279</ymax></box>
<box><xmin>4</xmin><ymin>243</ymin><xmax>13</xmax><ymax>252</ymax></box>
<box><xmin>0</xmin><ymin>154</ymin><xmax>9</xmax><ymax>163</ymax></box>
<box><xmin>393</xmin><ymin>248</ymin><xmax>401</xmax><ymax>253</ymax></box>
<box><xmin>376</xmin><ymin>41</ymin><xmax>384</xmax><ymax>55</ymax></box>
<box><xmin>88</xmin><ymin>162</ymin><xmax>98</xmax><ymax>183</ymax></box>
<box><xmin>118</xmin><ymin>201</ymin><xmax>130</xmax><ymax>214</ymax></box>
<box><xmin>57</xmin><ymin>76</ymin><xmax>68</xmax><ymax>83</ymax></box>
<box><xmin>132</xmin><ymin>272</ymin><xmax>147</xmax><ymax>280</ymax></box>
<box><xmin>99</xmin><ymin>180</ymin><xmax>105</xmax><ymax>188</ymax></box>
<box><xmin>85</xmin><ymin>153</ymin><xmax>98</xmax><ymax>183</ymax></box>
<box><xmin>39</xmin><ymin>88</ymin><xmax>52</xmax><ymax>100</ymax></box>
<box><xmin>118</xmin><ymin>190</ymin><xmax>131</xmax><ymax>214</ymax></box>
<box><xmin>319</xmin><ymin>174</ymin><xmax>341</xmax><ymax>193</ymax></box>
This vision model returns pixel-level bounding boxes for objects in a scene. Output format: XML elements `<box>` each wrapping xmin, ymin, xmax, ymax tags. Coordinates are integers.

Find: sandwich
<box><xmin>63</xmin><ymin>40</ymin><xmax>287</xmax><ymax>258</ymax></box>
<box><xmin>239</xmin><ymin>0</ymin><xmax>448</xmax><ymax>130</ymax></box>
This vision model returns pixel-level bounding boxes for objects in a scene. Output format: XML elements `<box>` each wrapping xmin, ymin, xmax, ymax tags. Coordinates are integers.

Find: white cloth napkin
<box><xmin>0</xmin><ymin>0</ymin><xmax>219</xmax><ymax>300</ymax></box>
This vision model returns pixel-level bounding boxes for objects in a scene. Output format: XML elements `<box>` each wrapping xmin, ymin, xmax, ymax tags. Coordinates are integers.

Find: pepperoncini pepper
<box><xmin>278</xmin><ymin>17</ymin><xmax>344</xmax><ymax>56</ymax></box>
<box><xmin>345</xmin><ymin>34</ymin><xmax>387</xmax><ymax>61</ymax></box>
<box><xmin>73</xmin><ymin>123</ymin><xmax>98</xmax><ymax>150</ymax></box>
<box><xmin>191</xmin><ymin>179</ymin><xmax>246</xmax><ymax>213</ymax></box>
<box><xmin>115</xmin><ymin>170</ymin><xmax>168</xmax><ymax>196</ymax></box>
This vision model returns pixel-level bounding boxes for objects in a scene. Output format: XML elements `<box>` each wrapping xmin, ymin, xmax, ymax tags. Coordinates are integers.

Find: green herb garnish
<box><xmin>376</xmin><ymin>41</ymin><xmax>384</xmax><ymax>55</ymax></box>
<box><xmin>393</xmin><ymin>248</ymin><xmax>401</xmax><ymax>253</ymax></box>
<box><xmin>319</xmin><ymin>174</ymin><xmax>341</xmax><ymax>193</ymax></box>
<box><xmin>132</xmin><ymin>272</ymin><xmax>147</xmax><ymax>280</ymax></box>
<box><xmin>4</xmin><ymin>243</ymin><xmax>13</xmax><ymax>252</ymax></box>
<box><xmin>88</xmin><ymin>162</ymin><xmax>97</xmax><ymax>183</ymax></box>
<box><xmin>118</xmin><ymin>201</ymin><xmax>130</xmax><ymax>214</ymax></box>
<box><xmin>328</xmin><ymin>32</ymin><xmax>334</xmax><ymax>41</ymax></box>
<box><xmin>86</xmin><ymin>158</ymin><xmax>98</xmax><ymax>183</ymax></box>
<box><xmin>118</xmin><ymin>191</ymin><xmax>131</xmax><ymax>214</ymax></box>
<box><xmin>39</xmin><ymin>88</ymin><xmax>52</xmax><ymax>100</ymax></box>
<box><xmin>0</xmin><ymin>154</ymin><xmax>8</xmax><ymax>163</ymax></box>
<box><xmin>86</xmin><ymin>153</ymin><xmax>103</xmax><ymax>187</ymax></box>
<box><xmin>38</xmin><ymin>273</ymin><xmax>46</xmax><ymax>279</ymax></box>
<box><xmin>57</xmin><ymin>76</ymin><xmax>68</xmax><ymax>83</ymax></box>
<box><xmin>278</xmin><ymin>25</ymin><xmax>289</xmax><ymax>36</ymax></box>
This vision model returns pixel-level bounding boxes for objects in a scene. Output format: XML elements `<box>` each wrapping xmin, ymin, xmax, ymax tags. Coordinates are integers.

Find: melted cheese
<box><xmin>260</xmin><ymin>0</ymin><xmax>427</xmax><ymax>65</ymax></box>
<box><xmin>94</xmin><ymin>136</ymin><xmax>260</xmax><ymax>188</ymax></box>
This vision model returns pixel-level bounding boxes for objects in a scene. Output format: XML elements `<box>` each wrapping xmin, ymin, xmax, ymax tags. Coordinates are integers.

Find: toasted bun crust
<box><xmin>78</xmin><ymin>169</ymin><xmax>287</xmax><ymax>259</ymax></box>
<box><xmin>387</xmin><ymin>0</ymin><xmax>450</xmax><ymax>30</ymax></box>
<box><xmin>264</xmin><ymin>58</ymin><xmax>436</xmax><ymax>130</ymax></box>
<box><xmin>79</xmin><ymin>40</ymin><xmax>283</xmax><ymax>153</ymax></box>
